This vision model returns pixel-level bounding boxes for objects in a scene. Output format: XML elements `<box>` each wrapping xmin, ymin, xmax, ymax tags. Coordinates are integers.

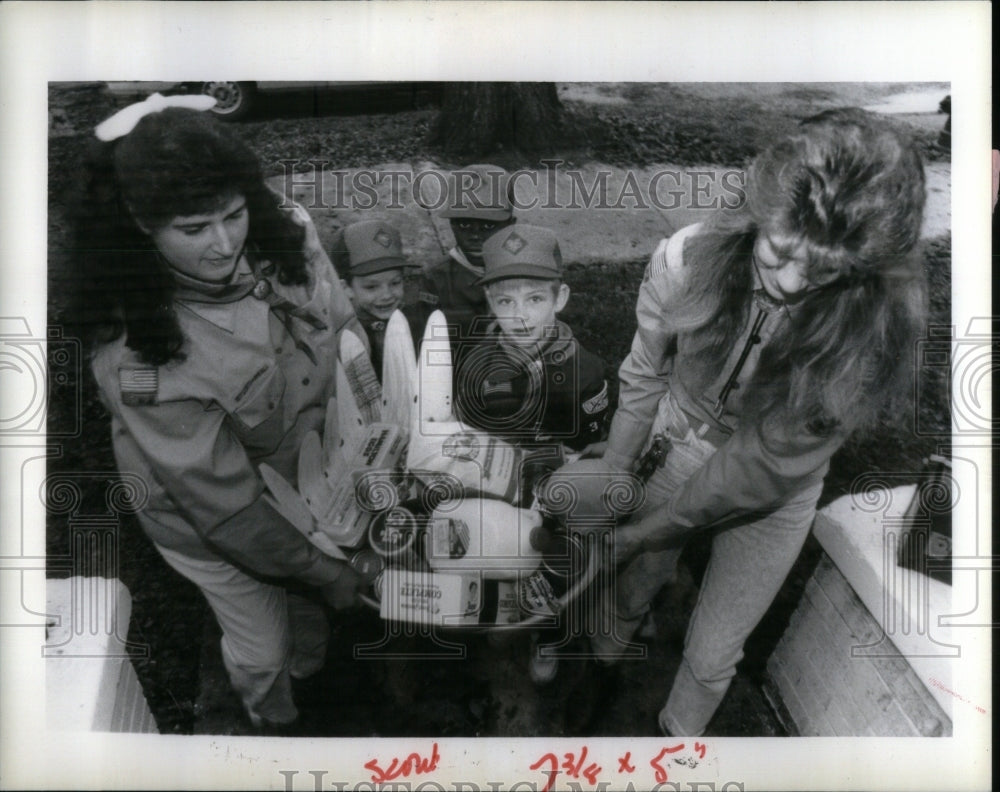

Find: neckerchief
<box><xmin>172</xmin><ymin>249</ymin><xmax>328</xmax><ymax>364</ymax></box>
<box><xmin>169</xmin><ymin>255</ymin><xmax>257</xmax><ymax>304</ymax></box>
<box><xmin>494</xmin><ymin>319</ymin><xmax>577</xmax><ymax>365</ymax></box>
<box><xmin>448</xmin><ymin>247</ymin><xmax>485</xmax><ymax>278</ymax></box>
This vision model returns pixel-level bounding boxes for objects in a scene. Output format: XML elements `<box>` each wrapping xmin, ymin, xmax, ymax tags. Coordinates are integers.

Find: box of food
<box><xmin>315</xmin><ymin>423</ymin><xmax>407</xmax><ymax>548</ymax></box>
<box><xmin>378</xmin><ymin>568</ymin><xmax>481</xmax><ymax>626</ymax></box>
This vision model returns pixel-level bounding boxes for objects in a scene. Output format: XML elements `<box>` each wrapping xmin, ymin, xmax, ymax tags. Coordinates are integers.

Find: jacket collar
<box><xmin>448</xmin><ymin>247</ymin><xmax>485</xmax><ymax>278</ymax></box>
<box><xmin>355</xmin><ymin>306</ymin><xmax>391</xmax><ymax>331</ymax></box>
<box><xmin>493</xmin><ymin>319</ymin><xmax>577</xmax><ymax>363</ymax></box>
<box><xmin>176</xmin><ymin>257</ymin><xmax>256</xmax><ymax>333</ymax></box>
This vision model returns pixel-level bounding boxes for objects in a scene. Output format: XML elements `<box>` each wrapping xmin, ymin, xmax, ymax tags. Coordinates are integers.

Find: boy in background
<box><xmin>422</xmin><ymin>164</ymin><xmax>517</xmax><ymax>341</ymax></box>
<box><xmin>332</xmin><ymin>219</ymin><xmax>432</xmax><ymax>378</ymax></box>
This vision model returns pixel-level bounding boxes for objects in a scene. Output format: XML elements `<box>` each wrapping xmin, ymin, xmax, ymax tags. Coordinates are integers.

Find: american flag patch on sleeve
<box><xmin>119</xmin><ymin>367</ymin><xmax>159</xmax><ymax>406</ymax></box>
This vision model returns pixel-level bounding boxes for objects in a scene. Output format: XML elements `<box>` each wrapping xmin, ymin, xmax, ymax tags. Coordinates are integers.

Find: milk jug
<box><xmin>424</xmin><ymin>498</ymin><xmax>546</xmax><ymax>579</ymax></box>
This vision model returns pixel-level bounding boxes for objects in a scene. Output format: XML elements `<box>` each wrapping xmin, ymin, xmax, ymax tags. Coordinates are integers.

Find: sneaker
<box><xmin>637</xmin><ymin>612</ymin><xmax>657</xmax><ymax>641</ymax></box>
<box><xmin>657</xmin><ymin>708</ymin><xmax>673</xmax><ymax>736</ymax></box>
<box><xmin>529</xmin><ymin>650</ymin><xmax>560</xmax><ymax>685</ymax></box>
<box><xmin>248</xmin><ymin>710</ymin><xmax>301</xmax><ymax>736</ymax></box>
<box><xmin>563</xmin><ymin>659</ymin><xmax>620</xmax><ymax>736</ymax></box>
<box><xmin>529</xmin><ymin>633</ymin><xmax>559</xmax><ymax>685</ymax></box>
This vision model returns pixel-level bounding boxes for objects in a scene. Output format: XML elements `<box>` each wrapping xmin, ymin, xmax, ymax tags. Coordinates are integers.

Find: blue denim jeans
<box><xmin>592</xmin><ymin>390</ymin><xmax>822</xmax><ymax>736</ymax></box>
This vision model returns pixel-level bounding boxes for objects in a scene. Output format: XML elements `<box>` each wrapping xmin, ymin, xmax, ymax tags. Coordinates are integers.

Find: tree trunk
<box><xmin>427</xmin><ymin>82</ymin><xmax>564</xmax><ymax>158</ymax></box>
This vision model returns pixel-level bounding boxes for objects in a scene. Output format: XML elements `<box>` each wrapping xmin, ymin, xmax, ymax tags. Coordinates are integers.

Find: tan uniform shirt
<box><xmin>605</xmin><ymin>223</ymin><xmax>846</xmax><ymax>530</ymax></box>
<box><xmin>92</xmin><ymin>213</ymin><xmax>361</xmax><ymax>586</ymax></box>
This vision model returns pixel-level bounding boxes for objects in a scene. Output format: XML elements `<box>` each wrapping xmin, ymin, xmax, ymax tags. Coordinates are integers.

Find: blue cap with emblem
<box><xmin>477</xmin><ymin>225</ymin><xmax>562</xmax><ymax>285</ymax></box>
<box><xmin>340</xmin><ymin>219</ymin><xmax>408</xmax><ymax>277</ymax></box>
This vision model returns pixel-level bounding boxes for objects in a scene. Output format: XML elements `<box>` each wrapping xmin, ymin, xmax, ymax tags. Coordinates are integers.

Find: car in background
<box><xmin>105</xmin><ymin>81</ymin><xmax>441</xmax><ymax>121</ymax></box>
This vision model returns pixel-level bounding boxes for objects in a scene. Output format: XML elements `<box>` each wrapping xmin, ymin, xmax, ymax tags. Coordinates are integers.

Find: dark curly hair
<box><xmin>665</xmin><ymin>107</ymin><xmax>928</xmax><ymax>438</ymax></box>
<box><xmin>71</xmin><ymin>107</ymin><xmax>309</xmax><ymax>365</ymax></box>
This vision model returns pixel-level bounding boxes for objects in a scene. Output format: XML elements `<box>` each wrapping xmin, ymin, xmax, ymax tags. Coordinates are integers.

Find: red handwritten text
<box><xmin>528</xmin><ymin>743</ymin><xmax>712</xmax><ymax>790</ymax></box>
<box><xmin>929</xmin><ymin>677</ymin><xmax>988</xmax><ymax>714</ymax></box>
<box><xmin>364</xmin><ymin>742</ymin><xmax>441</xmax><ymax>784</ymax></box>
<box><xmin>650</xmin><ymin>743</ymin><xmax>686</xmax><ymax>784</ymax></box>
<box><xmin>530</xmin><ymin>746</ymin><xmax>602</xmax><ymax>792</ymax></box>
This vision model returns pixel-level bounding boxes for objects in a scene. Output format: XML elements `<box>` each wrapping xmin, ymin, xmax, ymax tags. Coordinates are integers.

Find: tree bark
<box><xmin>427</xmin><ymin>82</ymin><xmax>564</xmax><ymax>158</ymax></box>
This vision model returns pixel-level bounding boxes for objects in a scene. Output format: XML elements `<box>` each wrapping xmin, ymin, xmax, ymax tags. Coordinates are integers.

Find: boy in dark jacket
<box><xmin>455</xmin><ymin>224</ymin><xmax>609</xmax><ymax>455</ymax></box>
<box><xmin>455</xmin><ymin>223</ymin><xmax>610</xmax><ymax>684</ymax></box>
<box><xmin>422</xmin><ymin>164</ymin><xmax>516</xmax><ymax>342</ymax></box>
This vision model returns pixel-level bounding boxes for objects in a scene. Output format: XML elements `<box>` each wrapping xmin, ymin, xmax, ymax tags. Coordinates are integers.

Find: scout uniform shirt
<box><xmin>455</xmin><ymin>320</ymin><xmax>609</xmax><ymax>451</ymax></box>
<box><xmin>604</xmin><ymin>223</ymin><xmax>848</xmax><ymax>531</ymax></box>
<box><xmin>91</xmin><ymin>211</ymin><xmax>362</xmax><ymax>586</ymax></box>
<box><xmin>420</xmin><ymin>248</ymin><xmax>491</xmax><ymax>342</ymax></box>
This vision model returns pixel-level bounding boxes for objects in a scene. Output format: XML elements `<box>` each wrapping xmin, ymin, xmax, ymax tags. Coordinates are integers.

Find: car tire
<box><xmin>198</xmin><ymin>82</ymin><xmax>256</xmax><ymax>121</ymax></box>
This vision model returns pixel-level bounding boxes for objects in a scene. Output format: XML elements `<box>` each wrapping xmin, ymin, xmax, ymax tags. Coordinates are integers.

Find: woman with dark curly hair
<box><xmin>73</xmin><ymin>96</ymin><xmax>364</xmax><ymax>730</ymax></box>
<box><xmin>548</xmin><ymin>108</ymin><xmax>928</xmax><ymax>736</ymax></box>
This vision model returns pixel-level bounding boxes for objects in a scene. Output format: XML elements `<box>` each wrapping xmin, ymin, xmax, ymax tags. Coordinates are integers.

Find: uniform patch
<box><xmin>582</xmin><ymin>381</ymin><xmax>609</xmax><ymax>415</ymax></box>
<box><xmin>418</xmin><ymin>290</ymin><xmax>439</xmax><ymax>305</ymax></box>
<box><xmin>119</xmin><ymin>366</ymin><xmax>158</xmax><ymax>406</ymax></box>
<box><xmin>502</xmin><ymin>231</ymin><xmax>527</xmax><ymax>255</ymax></box>
<box><xmin>483</xmin><ymin>380</ymin><xmax>513</xmax><ymax>396</ymax></box>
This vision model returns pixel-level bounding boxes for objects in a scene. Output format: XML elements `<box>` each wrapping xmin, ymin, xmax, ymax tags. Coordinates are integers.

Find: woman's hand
<box><xmin>320</xmin><ymin>565</ymin><xmax>364</xmax><ymax>610</ymax></box>
<box><xmin>610</xmin><ymin>521</ymin><xmax>651</xmax><ymax>567</ymax></box>
<box><xmin>611</xmin><ymin>512</ymin><xmax>685</xmax><ymax>566</ymax></box>
<box><xmin>578</xmin><ymin>441</ymin><xmax>608</xmax><ymax>459</ymax></box>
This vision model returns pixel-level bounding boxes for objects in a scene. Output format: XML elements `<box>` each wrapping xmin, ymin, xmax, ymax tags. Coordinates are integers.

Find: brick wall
<box><xmin>765</xmin><ymin>554</ymin><xmax>950</xmax><ymax>737</ymax></box>
<box><xmin>46</xmin><ymin>576</ymin><xmax>158</xmax><ymax>733</ymax></box>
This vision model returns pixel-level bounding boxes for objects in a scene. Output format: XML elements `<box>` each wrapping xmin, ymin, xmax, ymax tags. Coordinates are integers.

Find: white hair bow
<box><xmin>94</xmin><ymin>92</ymin><xmax>218</xmax><ymax>142</ymax></box>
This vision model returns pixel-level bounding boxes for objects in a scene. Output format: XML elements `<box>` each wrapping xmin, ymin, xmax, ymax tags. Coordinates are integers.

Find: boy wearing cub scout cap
<box><xmin>332</xmin><ymin>219</ymin><xmax>431</xmax><ymax>378</ymax></box>
<box><xmin>454</xmin><ymin>224</ymin><xmax>609</xmax><ymax>454</ymax></box>
<box><xmin>422</xmin><ymin>164</ymin><xmax>517</xmax><ymax>339</ymax></box>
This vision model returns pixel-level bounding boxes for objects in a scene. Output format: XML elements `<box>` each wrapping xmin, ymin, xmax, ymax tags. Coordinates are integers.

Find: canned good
<box><xmin>538</xmin><ymin>530</ymin><xmax>587</xmax><ymax>597</ymax></box>
<box><xmin>518</xmin><ymin>569</ymin><xmax>561</xmax><ymax>617</ymax></box>
<box><xmin>368</xmin><ymin>506</ymin><xmax>430</xmax><ymax>571</ymax></box>
<box><xmin>369</xmin><ymin>507</ymin><xmax>417</xmax><ymax>556</ymax></box>
<box><xmin>349</xmin><ymin>548</ymin><xmax>385</xmax><ymax>584</ymax></box>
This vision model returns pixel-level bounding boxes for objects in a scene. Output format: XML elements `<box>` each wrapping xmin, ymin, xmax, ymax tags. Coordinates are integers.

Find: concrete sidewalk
<box><xmin>272</xmin><ymin>161</ymin><xmax>951</xmax><ymax>269</ymax></box>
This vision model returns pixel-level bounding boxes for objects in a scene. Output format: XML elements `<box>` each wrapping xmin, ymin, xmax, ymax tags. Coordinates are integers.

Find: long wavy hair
<box><xmin>71</xmin><ymin>107</ymin><xmax>309</xmax><ymax>365</ymax></box>
<box><xmin>666</xmin><ymin>108</ymin><xmax>928</xmax><ymax>438</ymax></box>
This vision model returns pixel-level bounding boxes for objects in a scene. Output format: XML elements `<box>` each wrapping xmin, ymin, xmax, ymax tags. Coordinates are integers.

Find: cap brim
<box><xmin>476</xmin><ymin>262</ymin><xmax>561</xmax><ymax>286</ymax></box>
<box><xmin>441</xmin><ymin>207</ymin><xmax>513</xmax><ymax>222</ymax></box>
<box><xmin>350</xmin><ymin>256</ymin><xmax>409</xmax><ymax>277</ymax></box>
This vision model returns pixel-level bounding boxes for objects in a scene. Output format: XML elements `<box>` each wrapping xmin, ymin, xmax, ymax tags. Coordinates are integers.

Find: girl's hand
<box><xmin>578</xmin><ymin>441</ymin><xmax>608</xmax><ymax>459</ymax></box>
<box><xmin>611</xmin><ymin>522</ymin><xmax>650</xmax><ymax>567</ymax></box>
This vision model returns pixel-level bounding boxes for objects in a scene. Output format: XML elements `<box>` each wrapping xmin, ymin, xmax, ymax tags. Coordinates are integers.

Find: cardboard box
<box><xmin>315</xmin><ymin>424</ymin><xmax>407</xmax><ymax>548</ymax></box>
<box><xmin>378</xmin><ymin>568</ymin><xmax>481</xmax><ymax>626</ymax></box>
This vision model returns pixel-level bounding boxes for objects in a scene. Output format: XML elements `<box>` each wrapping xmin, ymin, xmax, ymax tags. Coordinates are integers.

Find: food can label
<box><xmin>430</xmin><ymin>517</ymin><xmax>470</xmax><ymax>559</ymax></box>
